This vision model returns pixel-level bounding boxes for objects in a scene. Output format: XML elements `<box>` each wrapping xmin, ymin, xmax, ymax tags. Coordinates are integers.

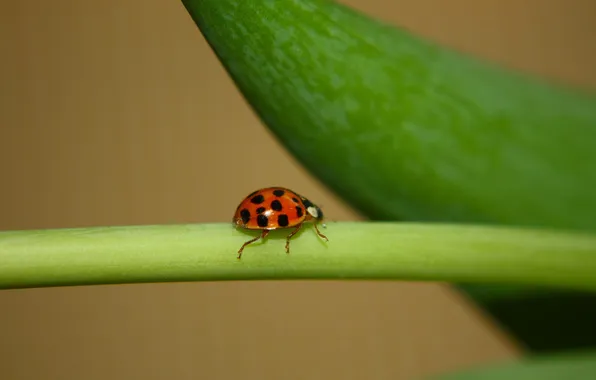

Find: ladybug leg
<box><xmin>313</xmin><ymin>223</ymin><xmax>329</xmax><ymax>242</ymax></box>
<box><xmin>237</xmin><ymin>230</ymin><xmax>269</xmax><ymax>259</ymax></box>
<box><xmin>285</xmin><ymin>223</ymin><xmax>303</xmax><ymax>254</ymax></box>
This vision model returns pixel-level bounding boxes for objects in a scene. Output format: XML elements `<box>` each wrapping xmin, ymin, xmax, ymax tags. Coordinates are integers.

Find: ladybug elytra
<box><xmin>233</xmin><ymin>186</ymin><xmax>328</xmax><ymax>259</ymax></box>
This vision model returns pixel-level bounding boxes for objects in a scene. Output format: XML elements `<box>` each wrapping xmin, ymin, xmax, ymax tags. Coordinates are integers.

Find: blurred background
<box><xmin>1</xmin><ymin>0</ymin><xmax>595</xmax><ymax>379</ymax></box>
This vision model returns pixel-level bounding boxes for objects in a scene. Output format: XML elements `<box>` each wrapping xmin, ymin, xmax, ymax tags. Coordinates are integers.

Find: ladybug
<box><xmin>233</xmin><ymin>187</ymin><xmax>328</xmax><ymax>259</ymax></box>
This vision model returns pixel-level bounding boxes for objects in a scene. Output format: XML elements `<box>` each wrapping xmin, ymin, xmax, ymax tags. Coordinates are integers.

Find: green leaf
<box><xmin>181</xmin><ymin>0</ymin><xmax>596</xmax><ymax>231</ymax></box>
<box><xmin>429</xmin><ymin>350</ymin><xmax>596</xmax><ymax>380</ymax></box>
<box><xmin>179</xmin><ymin>0</ymin><xmax>596</xmax><ymax>352</ymax></box>
<box><xmin>1</xmin><ymin>222</ymin><xmax>596</xmax><ymax>290</ymax></box>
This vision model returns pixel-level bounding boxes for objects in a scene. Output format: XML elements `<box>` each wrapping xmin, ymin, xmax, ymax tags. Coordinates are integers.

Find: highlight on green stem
<box><xmin>1</xmin><ymin>222</ymin><xmax>596</xmax><ymax>291</ymax></box>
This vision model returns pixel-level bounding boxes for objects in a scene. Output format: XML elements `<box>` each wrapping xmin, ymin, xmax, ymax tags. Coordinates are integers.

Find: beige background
<box><xmin>1</xmin><ymin>1</ymin><xmax>594</xmax><ymax>379</ymax></box>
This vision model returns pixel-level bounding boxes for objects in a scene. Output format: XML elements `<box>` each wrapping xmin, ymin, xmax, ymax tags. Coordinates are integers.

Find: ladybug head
<box><xmin>302</xmin><ymin>197</ymin><xmax>324</xmax><ymax>222</ymax></box>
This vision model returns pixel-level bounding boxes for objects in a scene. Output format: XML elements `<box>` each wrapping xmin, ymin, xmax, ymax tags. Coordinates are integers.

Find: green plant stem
<box><xmin>1</xmin><ymin>222</ymin><xmax>596</xmax><ymax>290</ymax></box>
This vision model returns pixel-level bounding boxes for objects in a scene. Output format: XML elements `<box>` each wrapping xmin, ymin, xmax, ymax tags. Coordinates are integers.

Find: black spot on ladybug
<box><xmin>302</xmin><ymin>198</ymin><xmax>313</xmax><ymax>208</ymax></box>
<box><xmin>250</xmin><ymin>194</ymin><xmax>265</xmax><ymax>204</ymax></box>
<box><xmin>271</xmin><ymin>199</ymin><xmax>283</xmax><ymax>211</ymax></box>
<box><xmin>278</xmin><ymin>214</ymin><xmax>289</xmax><ymax>227</ymax></box>
<box><xmin>296</xmin><ymin>206</ymin><xmax>303</xmax><ymax>218</ymax></box>
<box><xmin>256</xmin><ymin>207</ymin><xmax>266</xmax><ymax>214</ymax></box>
<box><xmin>240</xmin><ymin>209</ymin><xmax>251</xmax><ymax>224</ymax></box>
<box><xmin>273</xmin><ymin>189</ymin><xmax>285</xmax><ymax>197</ymax></box>
<box><xmin>292</xmin><ymin>197</ymin><xmax>300</xmax><ymax>204</ymax></box>
<box><xmin>257</xmin><ymin>214</ymin><xmax>269</xmax><ymax>227</ymax></box>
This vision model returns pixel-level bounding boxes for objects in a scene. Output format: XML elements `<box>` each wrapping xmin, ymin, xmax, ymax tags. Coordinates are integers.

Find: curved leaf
<box><xmin>181</xmin><ymin>0</ymin><xmax>596</xmax><ymax>231</ymax></box>
<box><xmin>179</xmin><ymin>0</ymin><xmax>596</xmax><ymax>352</ymax></box>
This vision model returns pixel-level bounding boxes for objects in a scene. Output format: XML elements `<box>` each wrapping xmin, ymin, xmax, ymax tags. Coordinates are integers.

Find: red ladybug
<box><xmin>233</xmin><ymin>187</ymin><xmax>328</xmax><ymax>259</ymax></box>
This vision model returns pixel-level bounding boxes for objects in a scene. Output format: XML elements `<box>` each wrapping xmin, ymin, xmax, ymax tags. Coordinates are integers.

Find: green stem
<box><xmin>1</xmin><ymin>222</ymin><xmax>595</xmax><ymax>290</ymax></box>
